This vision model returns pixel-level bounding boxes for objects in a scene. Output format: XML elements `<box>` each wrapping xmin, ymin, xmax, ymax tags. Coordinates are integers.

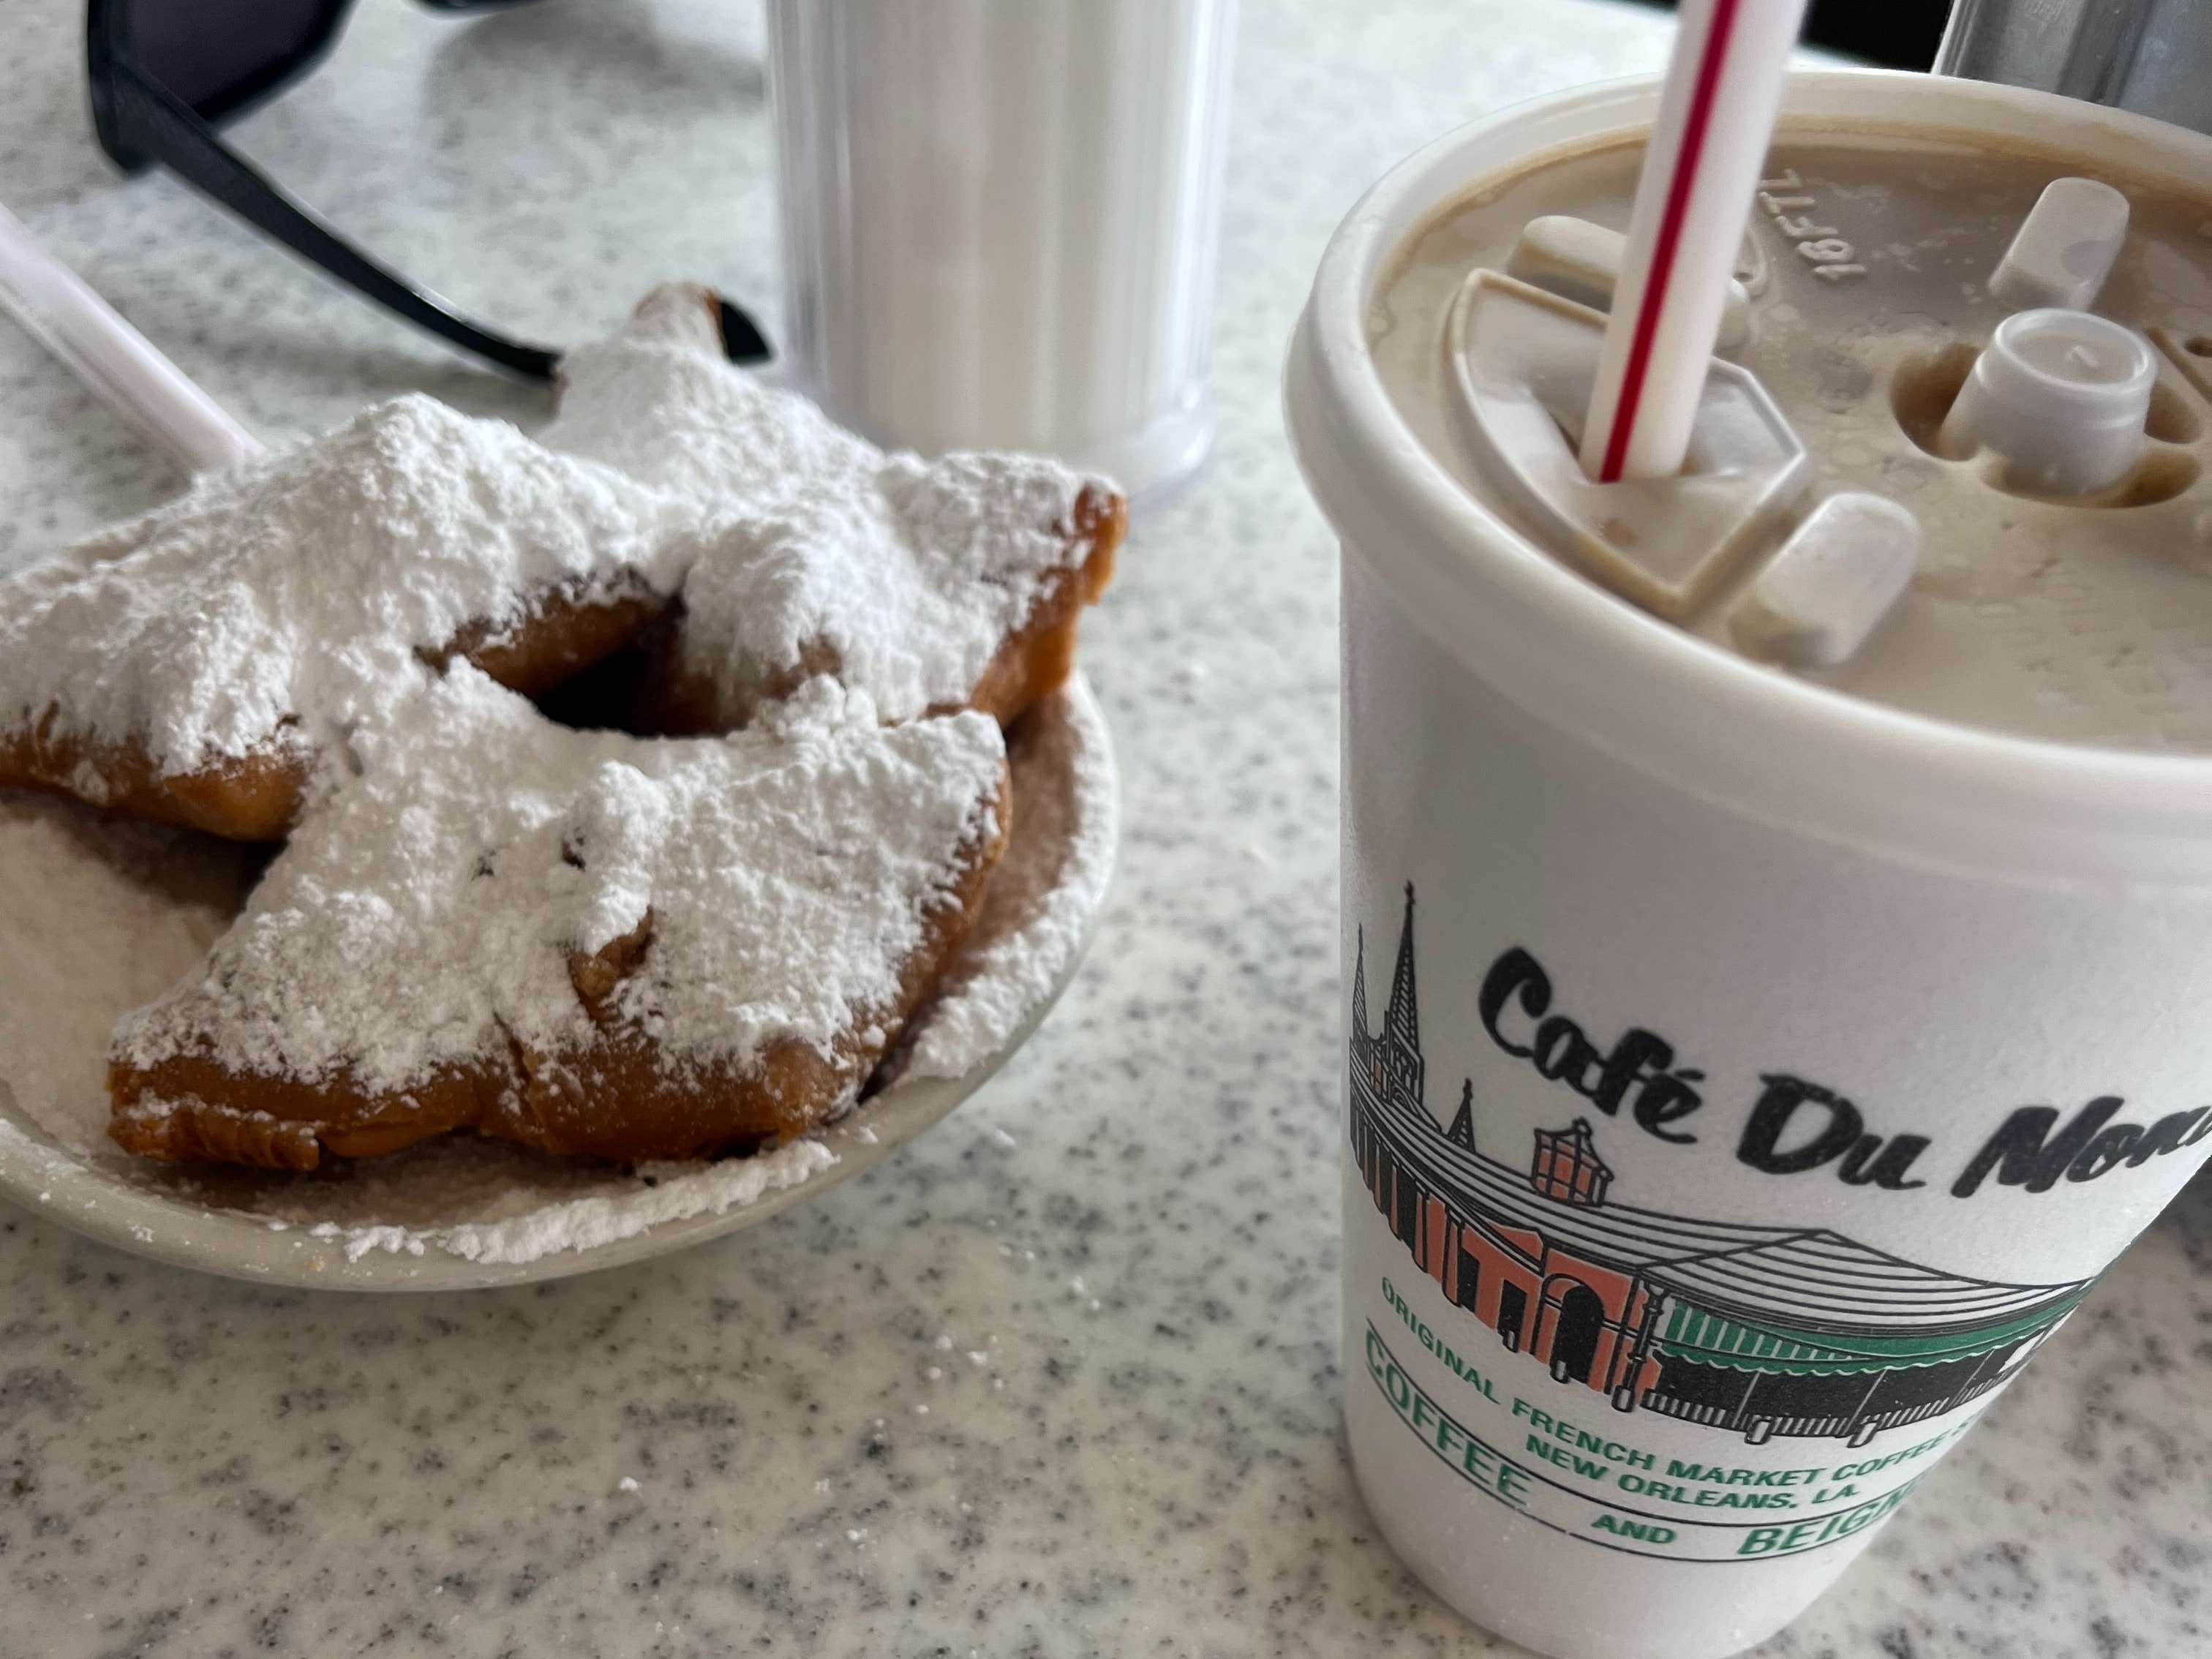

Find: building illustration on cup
<box><xmin>1350</xmin><ymin>886</ymin><xmax>2091</xmax><ymax>1450</ymax></box>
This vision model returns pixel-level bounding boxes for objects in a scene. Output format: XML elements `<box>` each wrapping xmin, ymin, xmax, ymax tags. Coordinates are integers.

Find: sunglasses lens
<box><xmin>124</xmin><ymin>0</ymin><xmax>353</xmax><ymax>121</ymax></box>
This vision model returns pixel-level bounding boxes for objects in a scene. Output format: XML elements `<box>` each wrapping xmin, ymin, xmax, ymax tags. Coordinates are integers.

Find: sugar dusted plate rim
<box><xmin>0</xmin><ymin>675</ymin><xmax>1115</xmax><ymax>1292</ymax></box>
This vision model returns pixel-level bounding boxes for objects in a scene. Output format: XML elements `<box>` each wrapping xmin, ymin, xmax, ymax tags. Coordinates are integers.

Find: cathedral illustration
<box><xmin>1350</xmin><ymin>886</ymin><xmax>2092</xmax><ymax>1447</ymax></box>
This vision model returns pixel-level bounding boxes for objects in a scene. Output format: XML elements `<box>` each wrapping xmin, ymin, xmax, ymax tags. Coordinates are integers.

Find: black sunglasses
<box><xmin>85</xmin><ymin>0</ymin><xmax>772</xmax><ymax>380</ymax></box>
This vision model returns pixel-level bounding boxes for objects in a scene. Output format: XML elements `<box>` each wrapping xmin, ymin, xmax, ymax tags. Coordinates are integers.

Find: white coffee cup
<box><xmin>1287</xmin><ymin>69</ymin><xmax>2212</xmax><ymax>1659</ymax></box>
<box><xmin>767</xmin><ymin>0</ymin><xmax>1237</xmax><ymax>502</ymax></box>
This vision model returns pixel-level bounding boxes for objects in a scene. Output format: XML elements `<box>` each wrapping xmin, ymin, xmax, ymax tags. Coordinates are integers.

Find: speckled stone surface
<box><xmin>1</xmin><ymin>1</ymin><xmax>2208</xmax><ymax>1655</ymax></box>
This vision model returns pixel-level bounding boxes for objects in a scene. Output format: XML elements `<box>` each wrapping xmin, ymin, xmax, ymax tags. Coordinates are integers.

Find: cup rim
<box><xmin>1287</xmin><ymin>67</ymin><xmax>2212</xmax><ymax>887</ymax></box>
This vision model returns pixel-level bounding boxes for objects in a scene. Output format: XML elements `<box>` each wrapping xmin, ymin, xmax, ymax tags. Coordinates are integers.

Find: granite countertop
<box><xmin>1</xmin><ymin>1</ymin><xmax>2208</xmax><ymax>1654</ymax></box>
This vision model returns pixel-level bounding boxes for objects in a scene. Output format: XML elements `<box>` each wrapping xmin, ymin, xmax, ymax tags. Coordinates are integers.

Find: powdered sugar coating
<box><xmin>0</xmin><ymin>276</ymin><xmax>1117</xmax><ymax>1245</ymax></box>
<box><xmin>0</xmin><ymin>394</ymin><xmax>680</xmax><ymax>778</ymax></box>
<box><xmin>0</xmin><ymin>677</ymin><xmax>1111</xmax><ymax>1276</ymax></box>
<box><xmin>409</xmin><ymin>1140</ymin><xmax>838</xmax><ymax>1265</ymax></box>
<box><xmin>542</xmin><ymin>285</ymin><xmax>878</xmax><ymax>511</ymax></box>
<box><xmin>113</xmin><ymin>669</ymin><xmax>1009</xmax><ymax>1096</ymax></box>
<box><xmin>901</xmin><ymin>678</ymin><xmax>1118</xmax><ymax>1080</ymax></box>
<box><xmin>0</xmin><ymin>799</ymin><xmax>255</xmax><ymax>1157</ymax></box>
<box><xmin>545</xmin><ymin>284</ymin><xmax>1110</xmax><ymax>723</ymax></box>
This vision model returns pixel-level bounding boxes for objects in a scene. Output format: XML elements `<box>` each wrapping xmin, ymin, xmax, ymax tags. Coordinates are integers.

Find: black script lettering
<box><xmin>1592</xmin><ymin>1029</ymin><xmax>1674</xmax><ymax>1117</ymax></box>
<box><xmin>1837</xmin><ymin>1133</ymin><xmax>1930</xmax><ymax>1191</ymax></box>
<box><xmin>1739</xmin><ymin>1076</ymin><xmax>1863</xmax><ymax>1175</ymax></box>
<box><xmin>1532</xmin><ymin>1016</ymin><xmax>1603</xmax><ymax>1089</ymax></box>
<box><xmin>2127</xmin><ymin>1108</ymin><xmax>2210</xmax><ymax>1166</ymax></box>
<box><xmin>1479</xmin><ymin>948</ymin><xmax>1705</xmax><ymax>1143</ymax></box>
<box><xmin>1480</xmin><ymin>949</ymin><xmax>1548</xmax><ymax>1058</ymax></box>
<box><xmin>2068</xmin><ymin>1124</ymin><xmax>2143</xmax><ymax>1183</ymax></box>
<box><xmin>1633</xmin><ymin>1068</ymin><xmax>1702</xmax><ymax>1145</ymax></box>
<box><xmin>1951</xmin><ymin>1098</ymin><xmax>2123</xmax><ymax>1198</ymax></box>
<box><xmin>1836</xmin><ymin>1135</ymin><xmax>1882</xmax><ymax>1184</ymax></box>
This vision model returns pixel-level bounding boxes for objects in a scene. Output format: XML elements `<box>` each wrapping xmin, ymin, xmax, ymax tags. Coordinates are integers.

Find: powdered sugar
<box><xmin>0</xmin><ymin>797</ymin><xmax>257</xmax><ymax>1156</ymax></box>
<box><xmin>0</xmin><ymin>394</ymin><xmax>680</xmax><ymax>778</ymax></box>
<box><xmin>0</xmin><ymin>678</ymin><xmax>1112</xmax><ymax>1274</ymax></box>
<box><xmin>542</xmin><ymin>284</ymin><xmax>878</xmax><ymax>511</ymax></box>
<box><xmin>900</xmin><ymin>678</ymin><xmax>1118</xmax><ymax>1080</ymax></box>
<box><xmin>546</xmin><ymin>284</ymin><xmax>1106</xmax><ymax>723</ymax></box>
<box><xmin>1</xmin><ymin>289</ymin><xmax>1104</xmax><ymax>799</ymax></box>
<box><xmin>116</xmin><ymin>669</ymin><xmax>1008</xmax><ymax>1095</ymax></box>
<box><xmin>0</xmin><ymin>276</ymin><xmax>1118</xmax><ymax>1271</ymax></box>
<box><xmin>413</xmin><ymin>1139</ymin><xmax>837</xmax><ymax>1265</ymax></box>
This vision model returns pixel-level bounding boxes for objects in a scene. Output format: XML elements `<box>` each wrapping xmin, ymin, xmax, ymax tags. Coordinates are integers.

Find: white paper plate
<box><xmin>0</xmin><ymin>677</ymin><xmax>1114</xmax><ymax>1291</ymax></box>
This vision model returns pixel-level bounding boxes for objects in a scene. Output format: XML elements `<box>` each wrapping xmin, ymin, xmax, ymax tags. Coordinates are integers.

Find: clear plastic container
<box><xmin>767</xmin><ymin>0</ymin><xmax>1237</xmax><ymax>502</ymax></box>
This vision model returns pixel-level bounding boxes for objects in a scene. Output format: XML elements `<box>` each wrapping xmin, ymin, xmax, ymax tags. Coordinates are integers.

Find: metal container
<box><xmin>1939</xmin><ymin>0</ymin><xmax>2212</xmax><ymax>135</ymax></box>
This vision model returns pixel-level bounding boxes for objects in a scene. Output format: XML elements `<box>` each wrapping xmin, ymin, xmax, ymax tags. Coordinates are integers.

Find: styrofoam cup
<box><xmin>1287</xmin><ymin>69</ymin><xmax>2212</xmax><ymax>1659</ymax></box>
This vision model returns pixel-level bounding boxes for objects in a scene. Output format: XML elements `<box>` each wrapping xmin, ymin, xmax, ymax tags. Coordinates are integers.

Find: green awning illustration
<box><xmin>1654</xmin><ymin>1294</ymin><xmax>2091</xmax><ymax>1376</ymax></box>
<box><xmin>1347</xmin><ymin>888</ymin><xmax>2099</xmax><ymax>1441</ymax></box>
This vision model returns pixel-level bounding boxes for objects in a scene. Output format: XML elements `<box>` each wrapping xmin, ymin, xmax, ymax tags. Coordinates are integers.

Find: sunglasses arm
<box><xmin>102</xmin><ymin>59</ymin><xmax>560</xmax><ymax>380</ymax></box>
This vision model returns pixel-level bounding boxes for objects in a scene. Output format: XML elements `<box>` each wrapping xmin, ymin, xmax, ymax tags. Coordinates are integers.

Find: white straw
<box><xmin>1580</xmin><ymin>0</ymin><xmax>1807</xmax><ymax>483</ymax></box>
<box><xmin>0</xmin><ymin>200</ymin><xmax>261</xmax><ymax>475</ymax></box>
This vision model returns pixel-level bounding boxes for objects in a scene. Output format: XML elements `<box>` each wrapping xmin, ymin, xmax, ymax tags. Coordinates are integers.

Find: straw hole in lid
<box><xmin>1889</xmin><ymin>342</ymin><xmax>1981</xmax><ymax>458</ymax></box>
<box><xmin>2186</xmin><ymin>336</ymin><xmax>2212</xmax><ymax>358</ymax></box>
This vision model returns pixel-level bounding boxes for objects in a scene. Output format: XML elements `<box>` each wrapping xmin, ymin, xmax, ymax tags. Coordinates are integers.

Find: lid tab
<box><xmin>1729</xmin><ymin>493</ymin><xmax>1922</xmax><ymax>668</ymax></box>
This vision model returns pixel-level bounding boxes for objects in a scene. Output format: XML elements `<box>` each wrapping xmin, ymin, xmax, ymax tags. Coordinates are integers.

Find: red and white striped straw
<box><xmin>1579</xmin><ymin>0</ymin><xmax>1808</xmax><ymax>483</ymax></box>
